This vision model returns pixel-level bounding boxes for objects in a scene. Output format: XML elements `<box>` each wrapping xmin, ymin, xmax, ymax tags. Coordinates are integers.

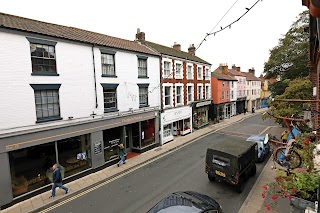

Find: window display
<box><xmin>103</xmin><ymin>127</ymin><xmax>122</xmax><ymax>162</ymax></box>
<box><xmin>193</xmin><ymin>106</ymin><xmax>209</xmax><ymax>128</ymax></box>
<box><xmin>9</xmin><ymin>143</ymin><xmax>56</xmax><ymax>197</ymax></box>
<box><xmin>141</xmin><ymin>119</ymin><xmax>155</xmax><ymax>147</ymax></box>
<box><xmin>57</xmin><ymin>134</ymin><xmax>91</xmax><ymax>178</ymax></box>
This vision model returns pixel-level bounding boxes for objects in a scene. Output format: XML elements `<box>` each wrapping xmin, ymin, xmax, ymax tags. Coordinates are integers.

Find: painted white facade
<box><xmin>246</xmin><ymin>80</ymin><xmax>261</xmax><ymax>111</ymax></box>
<box><xmin>160</xmin><ymin>106</ymin><xmax>192</xmax><ymax>144</ymax></box>
<box><xmin>0</xmin><ymin>31</ymin><xmax>160</xmax><ymax>131</ymax></box>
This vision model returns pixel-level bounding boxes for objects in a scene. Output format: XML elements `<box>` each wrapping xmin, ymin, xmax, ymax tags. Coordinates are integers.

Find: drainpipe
<box><xmin>92</xmin><ymin>45</ymin><xmax>98</xmax><ymax>108</ymax></box>
<box><xmin>159</xmin><ymin>54</ymin><xmax>163</xmax><ymax>145</ymax></box>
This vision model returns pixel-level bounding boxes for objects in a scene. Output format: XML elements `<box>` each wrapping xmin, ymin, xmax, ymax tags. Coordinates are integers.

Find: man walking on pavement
<box><xmin>117</xmin><ymin>143</ymin><xmax>126</xmax><ymax>167</ymax></box>
<box><xmin>49</xmin><ymin>164</ymin><xmax>69</xmax><ymax>198</ymax></box>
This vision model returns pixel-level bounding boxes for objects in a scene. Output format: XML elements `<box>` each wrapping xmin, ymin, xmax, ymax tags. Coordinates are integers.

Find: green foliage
<box><xmin>264</xmin><ymin>10</ymin><xmax>309</xmax><ymax>80</ymax></box>
<box><xmin>265</xmin><ymin>78</ymin><xmax>312</xmax><ymax>126</ymax></box>
<box><xmin>264</xmin><ymin>133</ymin><xmax>319</xmax><ymax>202</ymax></box>
<box><xmin>268</xmin><ymin>81</ymin><xmax>289</xmax><ymax>97</ymax></box>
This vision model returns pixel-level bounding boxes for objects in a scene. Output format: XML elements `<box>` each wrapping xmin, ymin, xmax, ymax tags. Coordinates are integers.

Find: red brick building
<box><xmin>135</xmin><ymin>30</ymin><xmax>212</xmax><ymax>144</ymax></box>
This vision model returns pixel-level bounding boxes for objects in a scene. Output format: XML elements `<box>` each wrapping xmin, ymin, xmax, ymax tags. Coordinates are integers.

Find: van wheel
<box><xmin>236</xmin><ymin>178</ymin><xmax>244</xmax><ymax>193</ymax></box>
<box><xmin>251</xmin><ymin>164</ymin><xmax>257</xmax><ymax>176</ymax></box>
<box><xmin>208</xmin><ymin>173</ymin><xmax>215</xmax><ymax>182</ymax></box>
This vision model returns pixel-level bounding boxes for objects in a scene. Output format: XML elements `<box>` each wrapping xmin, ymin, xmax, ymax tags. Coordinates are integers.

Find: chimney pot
<box><xmin>188</xmin><ymin>44</ymin><xmax>196</xmax><ymax>55</ymax></box>
<box><xmin>173</xmin><ymin>42</ymin><xmax>181</xmax><ymax>51</ymax></box>
<box><xmin>135</xmin><ymin>28</ymin><xmax>145</xmax><ymax>43</ymax></box>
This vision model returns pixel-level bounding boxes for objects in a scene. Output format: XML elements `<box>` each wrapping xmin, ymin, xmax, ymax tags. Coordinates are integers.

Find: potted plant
<box><xmin>261</xmin><ymin>133</ymin><xmax>320</xmax><ymax>211</ymax></box>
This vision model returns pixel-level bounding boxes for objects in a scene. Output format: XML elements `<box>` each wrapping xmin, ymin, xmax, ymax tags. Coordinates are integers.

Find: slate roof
<box><xmin>144</xmin><ymin>41</ymin><xmax>211</xmax><ymax>65</ymax></box>
<box><xmin>241</xmin><ymin>72</ymin><xmax>261</xmax><ymax>81</ymax></box>
<box><xmin>211</xmin><ymin>72</ymin><xmax>237</xmax><ymax>81</ymax></box>
<box><xmin>0</xmin><ymin>12</ymin><xmax>159</xmax><ymax>56</ymax></box>
<box><xmin>228</xmin><ymin>69</ymin><xmax>247</xmax><ymax>77</ymax></box>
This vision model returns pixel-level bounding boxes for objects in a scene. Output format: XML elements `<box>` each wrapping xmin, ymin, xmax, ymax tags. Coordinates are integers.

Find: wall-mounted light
<box><xmin>68</xmin><ymin>116</ymin><xmax>74</xmax><ymax>120</ymax></box>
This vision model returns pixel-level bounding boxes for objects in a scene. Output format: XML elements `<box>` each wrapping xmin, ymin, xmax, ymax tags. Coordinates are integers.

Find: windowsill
<box><xmin>31</xmin><ymin>72</ymin><xmax>59</xmax><ymax>76</ymax></box>
<box><xmin>139</xmin><ymin>105</ymin><xmax>150</xmax><ymax>108</ymax></box>
<box><xmin>36</xmin><ymin>117</ymin><xmax>62</xmax><ymax>123</ymax></box>
<box><xmin>104</xmin><ymin>108</ymin><xmax>119</xmax><ymax>113</ymax></box>
<box><xmin>101</xmin><ymin>75</ymin><xmax>117</xmax><ymax>78</ymax></box>
<box><xmin>138</xmin><ymin>76</ymin><xmax>149</xmax><ymax>79</ymax></box>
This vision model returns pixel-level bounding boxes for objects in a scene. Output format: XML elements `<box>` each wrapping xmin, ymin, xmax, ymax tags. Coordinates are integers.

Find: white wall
<box><xmin>0</xmin><ymin>31</ymin><xmax>160</xmax><ymax>130</ymax></box>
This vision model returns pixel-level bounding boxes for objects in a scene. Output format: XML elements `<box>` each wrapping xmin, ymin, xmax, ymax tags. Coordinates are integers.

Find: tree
<box><xmin>264</xmin><ymin>10</ymin><xmax>309</xmax><ymax>80</ymax></box>
<box><xmin>268</xmin><ymin>79</ymin><xmax>289</xmax><ymax>97</ymax></box>
<box><xmin>266</xmin><ymin>78</ymin><xmax>312</xmax><ymax>125</ymax></box>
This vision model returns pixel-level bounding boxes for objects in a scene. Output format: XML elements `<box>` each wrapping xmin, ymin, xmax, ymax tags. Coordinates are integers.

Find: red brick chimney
<box><xmin>188</xmin><ymin>44</ymin><xmax>196</xmax><ymax>55</ymax></box>
<box><xmin>236</xmin><ymin>67</ymin><xmax>240</xmax><ymax>72</ymax></box>
<box><xmin>173</xmin><ymin>42</ymin><xmax>181</xmax><ymax>51</ymax></box>
<box><xmin>135</xmin><ymin>28</ymin><xmax>145</xmax><ymax>43</ymax></box>
<box><xmin>232</xmin><ymin>64</ymin><xmax>237</xmax><ymax>70</ymax></box>
<box><xmin>248</xmin><ymin>67</ymin><xmax>255</xmax><ymax>76</ymax></box>
<box><xmin>219</xmin><ymin>63</ymin><xmax>228</xmax><ymax>74</ymax></box>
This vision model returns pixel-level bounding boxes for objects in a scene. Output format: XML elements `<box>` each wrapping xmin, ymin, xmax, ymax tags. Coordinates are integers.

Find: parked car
<box><xmin>147</xmin><ymin>191</ymin><xmax>223</xmax><ymax>213</ymax></box>
<box><xmin>246</xmin><ymin>134</ymin><xmax>270</xmax><ymax>162</ymax></box>
<box><xmin>205</xmin><ymin>140</ymin><xmax>257</xmax><ymax>193</ymax></box>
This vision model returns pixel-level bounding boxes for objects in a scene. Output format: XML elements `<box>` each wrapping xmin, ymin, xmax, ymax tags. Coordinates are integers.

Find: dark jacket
<box><xmin>53</xmin><ymin>167</ymin><xmax>62</xmax><ymax>183</ymax></box>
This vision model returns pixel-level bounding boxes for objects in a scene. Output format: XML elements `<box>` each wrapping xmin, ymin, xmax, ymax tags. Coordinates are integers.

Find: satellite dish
<box><xmin>264</xmin><ymin>134</ymin><xmax>269</xmax><ymax>144</ymax></box>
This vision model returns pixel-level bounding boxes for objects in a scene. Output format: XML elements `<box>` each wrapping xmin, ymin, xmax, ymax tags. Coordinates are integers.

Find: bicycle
<box><xmin>262</xmin><ymin>110</ymin><xmax>320</xmax><ymax>172</ymax></box>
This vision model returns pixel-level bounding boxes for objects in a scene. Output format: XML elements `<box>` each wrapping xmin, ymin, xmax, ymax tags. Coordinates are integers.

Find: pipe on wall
<box><xmin>92</xmin><ymin>45</ymin><xmax>98</xmax><ymax>108</ymax></box>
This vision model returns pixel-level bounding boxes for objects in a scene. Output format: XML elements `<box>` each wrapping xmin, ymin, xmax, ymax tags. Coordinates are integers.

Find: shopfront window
<box><xmin>132</xmin><ymin>122</ymin><xmax>140</xmax><ymax>148</ymax></box>
<box><xmin>193</xmin><ymin>106</ymin><xmax>209</xmax><ymax>128</ymax></box>
<box><xmin>141</xmin><ymin>119</ymin><xmax>155</xmax><ymax>148</ymax></box>
<box><xmin>57</xmin><ymin>135</ymin><xmax>91</xmax><ymax>178</ymax></box>
<box><xmin>163</xmin><ymin>124</ymin><xmax>172</xmax><ymax>138</ymax></box>
<box><xmin>103</xmin><ymin>127</ymin><xmax>122</xmax><ymax>162</ymax></box>
<box><xmin>9</xmin><ymin>142</ymin><xmax>56</xmax><ymax>197</ymax></box>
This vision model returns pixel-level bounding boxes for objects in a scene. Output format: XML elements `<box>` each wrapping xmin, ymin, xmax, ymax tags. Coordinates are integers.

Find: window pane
<box><xmin>141</xmin><ymin>119</ymin><xmax>155</xmax><ymax>147</ymax></box>
<box><xmin>57</xmin><ymin>135</ymin><xmax>92</xmax><ymax>178</ymax></box>
<box><xmin>103</xmin><ymin>127</ymin><xmax>122</xmax><ymax>161</ymax></box>
<box><xmin>9</xmin><ymin>142</ymin><xmax>56</xmax><ymax>197</ymax></box>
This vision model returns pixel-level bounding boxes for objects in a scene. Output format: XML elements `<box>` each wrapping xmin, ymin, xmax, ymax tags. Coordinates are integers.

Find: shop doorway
<box><xmin>125</xmin><ymin>126</ymin><xmax>132</xmax><ymax>153</ymax></box>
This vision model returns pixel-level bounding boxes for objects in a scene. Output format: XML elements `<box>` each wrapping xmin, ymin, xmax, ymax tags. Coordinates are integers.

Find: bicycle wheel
<box><xmin>291</xmin><ymin>109</ymin><xmax>320</xmax><ymax>133</ymax></box>
<box><xmin>275</xmin><ymin>149</ymin><xmax>301</xmax><ymax>169</ymax></box>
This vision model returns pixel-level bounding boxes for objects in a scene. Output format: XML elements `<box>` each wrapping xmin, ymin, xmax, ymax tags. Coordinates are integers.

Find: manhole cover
<box><xmin>154</xmin><ymin>148</ymin><xmax>162</xmax><ymax>152</ymax></box>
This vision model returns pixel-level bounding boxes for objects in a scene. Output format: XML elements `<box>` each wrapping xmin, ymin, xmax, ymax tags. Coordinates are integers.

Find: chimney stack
<box><xmin>188</xmin><ymin>44</ymin><xmax>196</xmax><ymax>55</ymax></box>
<box><xmin>219</xmin><ymin>63</ymin><xmax>228</xmax><ymax>74</ymax></box>
<box><xmin>135</xmin><ymin>28</ymin><xmax>145</xmax><ymax>43</ymax></box>
<box><xmin>232</xmin><ymin>64</ymin><xmax>237</xmax><ymax>69</ymax></box>
<box><xmin>236</xmin><ymin>67</ymin><xmax>240</xmax><ymax>72</ymax></box>
<box><xmin>248</xmin><ymin>67</ymin><xmax>255</xmax><ymax>76</ymax></box>
<box><xmin>173</xmin><ymin>42</ymin><xmax>181</xmax><ymax>51</ymax></box>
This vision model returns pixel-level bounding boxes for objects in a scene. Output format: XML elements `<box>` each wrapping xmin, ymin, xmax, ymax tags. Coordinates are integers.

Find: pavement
<box><xmin>1</xmin><ymin>108</ymin><xmax>283</xmax><ymax>213</ymax></box>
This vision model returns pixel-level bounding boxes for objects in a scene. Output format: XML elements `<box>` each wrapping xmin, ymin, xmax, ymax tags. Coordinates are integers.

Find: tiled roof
<box><xmin>228</xmin><ymin>69</ymin><xmax>246</xmax><ymax>77</ymax></box>
<box><xmin>241</xmin><ymin>72</ymin><xmax>261</xmax><ymax>81</ymax></box>
<box><xmin>211</xmin><ymin>72</ymin><xmax>237</xmax><ymax>81</ymax></box>
<box><xmin>0</xmin><ymin>13</ymin><xmax>159</xmax><ymax>56</ymax></box>
<box><xmin>144</xmin><ymin>41</ymin><xmax>211</xmax><ymax>65</ymax></box>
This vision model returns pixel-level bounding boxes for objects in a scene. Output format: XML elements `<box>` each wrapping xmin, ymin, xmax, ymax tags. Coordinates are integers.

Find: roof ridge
<box><xmin>0</xmin><ymin>12</ymin><xmax>142</xmax><ymax>45</ymax></box>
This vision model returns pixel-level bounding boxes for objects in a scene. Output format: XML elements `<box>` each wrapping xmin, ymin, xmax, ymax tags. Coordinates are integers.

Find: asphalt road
<box><xmin>49</xmin><ymin>114</ymin><xmax>283</xmax><ymax>213</ymax></box>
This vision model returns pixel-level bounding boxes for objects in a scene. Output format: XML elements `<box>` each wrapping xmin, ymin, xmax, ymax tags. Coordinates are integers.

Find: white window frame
<box><xmin>222</xmin><ymin>91</ymin><xmax>224</xmax><ymax>100</ymax></box>
<box><xmin>222</xmin><ymin>81</ymin><xmax>225</xmax><ymax>88</ymax></box>
<box><xmin>187</xmin><ymin>85</ymin><xmax>194</xmax><ymax>103</ymax></box>
<box><xmin>205</xmin><ymin>85</ymin><xmax>210</xmax><ymax>99</ymax></box>
<box><xmin>226</xmin><ymin>91</ymin><xmax>229</xmax><ymax>99</ymax></box>
<box><xmin>198</xmin><ymin>85</ymin><xmax>202</xmax><ymax>100</ymax></box>
<box><xmin>205</xmin><ymin>68</ymin><xmax>210</xmax><ymax>80</ymax></box>
<box><xmin>163</xmin><ymin>61</ymin><xmax>171</xmax><ymax>78</ymax></box>
<box><xmin>187</xmin><ymin>64</ymin><xmax>193</xmax><ymax>79</ymax></box>
<box><xmin>175</xmin><ymin>63</ymin><xmax>182</xmax><ymax>79</ymax></box>
<box><xmin>197</xmin><ymin>67</ymin><xmax>202</xmax><ymax>80</ymax></box>
<box><xmin>176</xmin><ymin>85</ymin><xmax>183</xmax><ymax>105</ymax></box>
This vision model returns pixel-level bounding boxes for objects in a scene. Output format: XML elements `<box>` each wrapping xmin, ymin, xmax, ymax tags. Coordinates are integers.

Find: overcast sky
<box><xmin>0</xmin><ymin>0</ymin><xmax>306</xmax><ymax>76</ymax></box>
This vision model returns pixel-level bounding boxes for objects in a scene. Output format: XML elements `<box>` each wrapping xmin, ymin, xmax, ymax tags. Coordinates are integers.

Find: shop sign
<box><xmin>109</xmin><ymin>139</ymin><xmax>120</xmax><ymax>145</ymax></box>
<box><xmin>195</xmin><ymin>100</ymin><xmax>211</xmax><ymax>108</ymax></box>
<box><xmin>94</xmin><ymin>141</ymin><xmax>103</xmax><ymax>155</ymax></box>
<box><xmin>162</xmin><ymin>107</ymin><xmax>192</xmax><ymax>124</ymax></box>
